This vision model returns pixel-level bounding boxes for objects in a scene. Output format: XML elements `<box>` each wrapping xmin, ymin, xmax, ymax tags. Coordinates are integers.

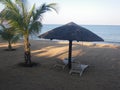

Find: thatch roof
<box><xmin>39</xmin><ymin>22</ymin><xmax>104</xmax><ymax>42</ymax></box>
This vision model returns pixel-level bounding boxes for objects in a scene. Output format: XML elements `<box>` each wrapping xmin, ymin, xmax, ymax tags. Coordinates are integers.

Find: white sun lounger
<box><xmin>69</xmin><ymin>62</ymin><xmax>88</xmax><ymax>76</ymax></box>
<box><xmin>54</xmin><ymin>58</ymin><xmax>74</xmax><ymax>69</ymax></box>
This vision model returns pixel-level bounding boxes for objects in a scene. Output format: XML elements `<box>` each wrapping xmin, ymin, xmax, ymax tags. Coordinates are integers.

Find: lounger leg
<box><xmin>69</xmin><ymin>70</ymin><xmax>72</xmax><ymax>74</ymax></box>
<box><xmin>80</xmin><ymin>71</ymin><xmax>83</xmax><ymax>76</ymax></box>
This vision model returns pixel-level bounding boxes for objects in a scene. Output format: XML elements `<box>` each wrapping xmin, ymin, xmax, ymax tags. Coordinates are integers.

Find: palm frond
<box><xmin>33</xmin><ymin>3</ymin><xmax>58</xmax><ymax>21</ymax></box>
<box><xmin>25</xmin><ymin>4</ymin><xmax>35</xmax><ymax>28</ymax></box>
<box><xmin>0</xmin><ymin>23</ymin><xmax>20</xmax><ymax>43</ymax></box>
<box><xmin>29</xmin><ymin>21</ymin><xmax>42</xmax><ymax>35</ymax></box>
<box><xmin>11</xmin><ymin>34</ymin><xmax>20</xmax><ymax>43</ymax></box>
<box><xmin>5</xmin><ymin>0</ymin><xmax>19</xmax><ymax>16</ymax></box>
<box><xmin>47</xmin><ymin>3</ymin><xmax>58</xmax><ymax>13</ymax></box>
<box><xmin>16</xmin><ymin>0</ymin><xmax>28</xmax><ymax>7</ymax></box>
<box><xmin>0</xmin><ymin>23</ymin><xmax>6</xmax><ymax>29</ymax></box>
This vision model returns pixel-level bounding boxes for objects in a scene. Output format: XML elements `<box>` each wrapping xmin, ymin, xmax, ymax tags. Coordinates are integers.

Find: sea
<box><xmin>31</xmin><ymin>24</ymin><xmax>120</xmax><ymax>45</ymax></box>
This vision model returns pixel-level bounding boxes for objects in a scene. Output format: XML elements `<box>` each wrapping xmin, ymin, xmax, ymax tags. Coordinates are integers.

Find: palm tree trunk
<box><xmin>8</xmin><ymin>41</ymin><xmax>12</xmax><ymax>50</ymax></box>
<box><xmin>24</xmin><ymin>36</ymin><xmax>31</xmax><ymax>66</ymax></box>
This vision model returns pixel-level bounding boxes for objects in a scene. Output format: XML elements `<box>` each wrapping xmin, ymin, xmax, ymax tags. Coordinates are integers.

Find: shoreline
<box><xmin>30</xmin><ymin>38</ymin><xmax>120</xmax><ymax>46</ymax></box>
<box><xmin>29</xmin><ymin>35</ymin><xmax>120</xmax><ymax>45</ymax></box>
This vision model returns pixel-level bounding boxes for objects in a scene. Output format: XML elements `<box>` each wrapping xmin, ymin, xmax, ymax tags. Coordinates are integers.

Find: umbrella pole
<box><xmin>68</xmin><ymin>40</ymin><xmax>72</xmax><ymax>69</ymax></box>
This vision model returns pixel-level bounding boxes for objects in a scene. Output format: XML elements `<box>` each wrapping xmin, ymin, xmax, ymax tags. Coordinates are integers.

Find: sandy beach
<box><xmin>0</xmin><ymin>40</ymin><xmax>120</xmax><ymax>90</ymax></box>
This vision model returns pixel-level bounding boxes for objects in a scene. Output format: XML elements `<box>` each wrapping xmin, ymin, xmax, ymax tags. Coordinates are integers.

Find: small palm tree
<box><xmin>0</xmin><ymin>24</ymin><xmax>19</xmax><ymax>50</ymax></box>
<box><xmin>0</xmin><ymin>0</ymin><xmax>57</xmax><ymax>66</ymax></box>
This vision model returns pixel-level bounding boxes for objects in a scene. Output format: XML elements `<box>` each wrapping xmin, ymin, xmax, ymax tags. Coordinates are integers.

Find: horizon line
<box><xmin>43</xmin><ymin>23</ymin><xmax>120</xmax><ymax>26</ymax></box>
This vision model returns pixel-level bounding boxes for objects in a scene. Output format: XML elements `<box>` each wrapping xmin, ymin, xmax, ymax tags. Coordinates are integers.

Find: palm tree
<box><xmin>0</xmin><ymin>24</ymin><xmax>19</xmax><ymax>50</ymax></box>
<box><xmin>0</xmin><ymin>0</ymin><xmax>57</xmax><ymax>66</ymax></box>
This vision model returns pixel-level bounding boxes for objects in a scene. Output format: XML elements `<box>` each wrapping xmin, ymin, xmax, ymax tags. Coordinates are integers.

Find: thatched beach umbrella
<box><xmin>39</xmin><ymin>22</ymin><xmax>104</xmax><ymax>69</ymax></box>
